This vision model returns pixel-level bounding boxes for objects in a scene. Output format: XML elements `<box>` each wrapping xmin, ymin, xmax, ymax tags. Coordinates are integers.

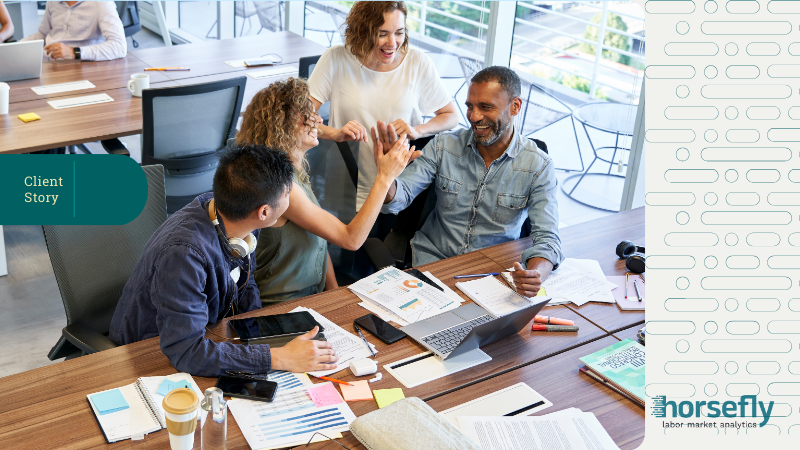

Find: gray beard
<box><xmin>475</xmin><ymin>118</ymin><xmax>513</xmax><ymax>146</ymax></box>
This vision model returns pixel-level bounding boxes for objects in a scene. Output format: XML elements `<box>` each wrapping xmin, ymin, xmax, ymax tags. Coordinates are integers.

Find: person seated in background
<box><xmin>378</xmin><ymin>66</ymin><xmax>564</xmax><ymax>297</ymax></box>
<box><xmin>21</xmin><ymin>1</ymin><xmax>125</xmax><ymax>61</ymax></box>
<box><xmin>0</xmin><ymin>2</ymin><xmax>14</xmax><ymax>43</ymax></box>
<box><xmin>109</xmin><ymin>146</ymin><xmax>339</xmax><ymax>377</ymax></box>
<box><xmin>236</xmin><ymin>78</ymin><xmax>416</xmax><ymax>305</ymax></box>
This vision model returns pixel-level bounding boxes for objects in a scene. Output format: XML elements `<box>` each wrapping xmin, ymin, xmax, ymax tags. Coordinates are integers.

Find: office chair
<box><xmin>141</xmin><ymin>77</ymin><xmax>246</xmax><ymax>214</ymax></box>
<box><xmin>115</xmin><ymin>1</ymin><xmax>140</xmax><ymax>49</ymax></box>
<box><xmin>299</xmin><ymin>55</ymin><xmax>329</xmax><ymax>126</ymax></box>
<box><xmin>458</xmin><ymin>56</ymin><xmax>584</xmax><ymax>172</ymax></box>
<box><xmin>362</xmin><ymin>138</ymin><xmax>547</xmax><ymax>270</ymax></box>
<box><xmin>45</xmin><ymin>165</ymin><xmax>167</xmax><ymax>360</ymax></box>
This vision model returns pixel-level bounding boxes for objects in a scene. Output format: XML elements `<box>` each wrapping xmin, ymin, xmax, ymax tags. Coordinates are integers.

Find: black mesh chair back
<box><xmin>44</xmin><ymin>165</ymin><xmax>167</xmax><ymax>359</ymax></box>
<box><xmin>141</xmin><ymin>77</ymin><xmax>246</xmax><ymax>213</ymax></box>
<box><xmin>115</xmin><ymin>1</ymin><xmax>141</xmax><ymax>47</ymax></box>
<box><xmin>299</xmin><ymin>55</ymin><xmax>330</xmax><ymax>125</ymax></box>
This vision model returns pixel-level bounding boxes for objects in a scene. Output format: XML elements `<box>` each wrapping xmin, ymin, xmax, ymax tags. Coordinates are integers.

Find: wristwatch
<box><xmin>74</xmin><ymin>47</ymin><xmax>81</xmax><ymax>60</ymax></box>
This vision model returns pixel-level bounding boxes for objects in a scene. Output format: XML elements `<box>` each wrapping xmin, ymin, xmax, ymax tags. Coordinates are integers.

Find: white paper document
<box><xmin>246</xmin><ymin>65</ymin><xmax>299</xmax><ymax>79</ymax></box>
<box><xmin>290</xmin><ymin>306</ymin><xmax>376</xmax><ymax>377</ymax></box>
<box><xmin>458</xmin><ymin>413</ymin><xmax>615</xmax><ymax>450</ymax></box>
<box><xmin>47</xmin><ymin>93</ymin><xmax>114</xmax><ymax>109</ymax></box>
<box><xmin>542</xmin><ymin>259</ymin><xmax>616</xmax><ymax>306</ymax></box>
<box><xmin>438</xmin><ymin>383</ymin><xmax>552</xmax><ymax>427</ymax></box>
<box><xmin>32</xmin><ymin>80</ymin><xmax>96</xmax><ymax>95</ymax></box>
<box><xmin>384</xmin><ymin>349</ymin><xmax>491</xmax><ymax>388</ymax></box>
<box><xmin>228</xmin><ymin>386</ymin><xmax>355</xmax><ymax>450</ymax></box>
<box><xmin>456</xmin><ymin>276</ymin><xmax>541</xmax><ymax>317</ymax></box>
<box><xmin>350</xmin><ymin>267</ymin><xmax>461</xmax><ymax>324</ymax></box>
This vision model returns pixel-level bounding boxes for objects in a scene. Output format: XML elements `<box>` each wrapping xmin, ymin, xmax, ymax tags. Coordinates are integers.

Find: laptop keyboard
<box><xmin>421</xmin><ymin>314</ymin><xmax>494</xmax><ymax>356</ymax></box>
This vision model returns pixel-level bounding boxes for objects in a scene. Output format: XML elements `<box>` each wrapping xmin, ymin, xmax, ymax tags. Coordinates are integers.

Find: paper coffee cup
<box><xmin>163</xmin><ymin>388</ymin><xmax>200</xmax><ymax>450</ymax></box>
<box><xmin>0</xmin><ymin>82</ymin><xmax>9</xmax><ymax>116</ymax></box>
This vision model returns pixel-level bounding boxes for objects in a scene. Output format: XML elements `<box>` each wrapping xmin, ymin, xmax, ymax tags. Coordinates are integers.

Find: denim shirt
<box><xmin>382</xmin><ymin>126</ymin><xmax>563</xmax><ymax>268</ymax></box>
<box><xmin>109</xmin><ymin>193</ymin><xmax>270</xmax><ymax>377</ymax></box>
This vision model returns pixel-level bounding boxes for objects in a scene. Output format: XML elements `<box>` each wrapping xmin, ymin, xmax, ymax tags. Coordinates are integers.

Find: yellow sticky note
<box><xmin>340</xmin><ymin>380</ymin><xmax>372</xmax><ymax>402</ymax></box>
<box><xmin>537</xmin><ymin>288</ymin><xmax>547</xmax><ymax>297</ymax></box>
<box><xmin>373</xmin><ymin>388</ymin><xmax>405</xmax><ymax>408</ymax></box>
<box><xmin>18</xmin><ymin>113</ymin><xmax>41</xmax><ymax>123</ymax></box>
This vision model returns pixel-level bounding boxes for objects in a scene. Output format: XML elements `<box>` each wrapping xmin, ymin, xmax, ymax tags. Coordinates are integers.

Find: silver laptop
<box><xmin>0</xmin><ymin>40</ymin><xmax>44</xmax><ymax>82</ymax></box>
<box><xmin>401</xmin><ymin>298</ymin><xmax>550</xmax><ymax>360</ymax></box>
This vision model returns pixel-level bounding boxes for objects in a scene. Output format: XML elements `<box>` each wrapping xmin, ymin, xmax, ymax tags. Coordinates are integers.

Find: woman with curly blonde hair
<box><xmin>237</xmin><ymin>78</ymin><xmax>416</xmax><ymax>305</ymax></box>
<box><xmin>308</xmin><ymin>1</ymin><xmax>459</xmax><ymax>213</ymax></box>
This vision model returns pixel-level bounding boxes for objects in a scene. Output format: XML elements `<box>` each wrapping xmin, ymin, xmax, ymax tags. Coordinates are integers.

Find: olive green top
<box><xmin>254</xmin><ymin>170</ymin><xmax>327</xmax><ymax>306</ymax></box>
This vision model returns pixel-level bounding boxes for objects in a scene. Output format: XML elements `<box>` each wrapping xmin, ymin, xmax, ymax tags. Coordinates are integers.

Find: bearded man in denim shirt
<box><xmin>378</xmin><ymin>66</ymin><xmax>563</xmax><ymax>297</ymax></box>
<box><xmin>110</xmin><ymin>146</ymin><xmax>339</xmax><ymax>377</ymax></box>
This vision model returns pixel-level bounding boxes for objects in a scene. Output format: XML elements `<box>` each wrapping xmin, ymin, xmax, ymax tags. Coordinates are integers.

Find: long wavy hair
<box><xmin>236</xmin><ymin>77</ymin><xmax>317</xmax><ymax>183</ymax></box>
<box><xmin>344</xmin><ymin>1</ymin><xmax>409</xmax><ymax>63</ymax></box>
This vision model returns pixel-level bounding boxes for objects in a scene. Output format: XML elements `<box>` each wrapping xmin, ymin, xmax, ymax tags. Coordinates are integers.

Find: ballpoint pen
<box><xmin>625</xmin><ymin>273</ymin><xmax>629</xmax><ymax>299</ymax></box>
<box><xmin>633</xmin><ymin>279</ymin><xmax>643</xmax><ymax>302</ymax></box>
<box><xmin>353</xmin><ymin>323</ymin><xmax>376</xmax><ymax>357</ymax></box>
<box><xmin>454</xmin><ymin>272</ymin><xmax>500</xmax><ymax>279</ymax></box>
<box><xmin>144</xmin><ymin>67</ymin><xmax>190</xmax><ymax>71</ymax></box>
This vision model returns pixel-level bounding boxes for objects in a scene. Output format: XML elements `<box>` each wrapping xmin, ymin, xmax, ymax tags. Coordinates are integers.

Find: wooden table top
<box><xmin>7</xmin><ymin>55</ymin><xmax>174</xmax><ymax>105</ymax></box>
<box><xmin>426</xmin><ymin>334</ymin><xmax>645</xmax><ymax>450</ymax></box>
<box><xmin>128</xmin><ymin>33</ymin><xmax>325</xmax><ymax>81</ymax></box>
<box><xmin>480</xmin><ymin>207</ymin><xmax>645</xmax><ymax>334</ymax></box>
<box><xmin>0</xmin><ymin>32</ymin><xmax>325</xmax><ymax>155</ymax></box>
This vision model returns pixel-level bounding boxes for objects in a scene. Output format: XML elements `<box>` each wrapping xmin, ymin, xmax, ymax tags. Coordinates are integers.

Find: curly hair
<box><xmin>236</xmin><ymin>77</ymin><xmax>317</xmax><ymax>183</ymax></box>
<box><xmin>344</xmin><ymin>1</ymin><xmax>409</xmax><ymax>62</ymax></box>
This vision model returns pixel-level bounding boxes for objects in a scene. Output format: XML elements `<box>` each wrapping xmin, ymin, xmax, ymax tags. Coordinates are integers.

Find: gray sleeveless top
<box><xmin>254</xmin><ymin>171</ymin><xmax>327</xmax><ymax>305</ymax></box>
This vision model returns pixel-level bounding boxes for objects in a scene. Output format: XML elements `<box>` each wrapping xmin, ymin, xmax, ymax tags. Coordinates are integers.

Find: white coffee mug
<box><xmin>0</xmin><ymin>82</ymin><xmax>9</xmax><ymax>116</ymax></box>
<box><xmin>127</xmin><ymin>73</ymin><xmax>149</xmax><ymax>97</ymax></box>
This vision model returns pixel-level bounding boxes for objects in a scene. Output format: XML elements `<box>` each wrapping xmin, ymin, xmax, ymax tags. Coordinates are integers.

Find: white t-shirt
<box><xmin>308</xmin><ymin>46</ymin><xmax>452</xmax><ymax>210</ymax></box>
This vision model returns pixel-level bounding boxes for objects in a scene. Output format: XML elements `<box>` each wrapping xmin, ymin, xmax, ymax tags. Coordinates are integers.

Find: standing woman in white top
<box><xmin>308</xmin><ymin>1</ymin><xmax>459</xmax><ymax>211</ymax></box>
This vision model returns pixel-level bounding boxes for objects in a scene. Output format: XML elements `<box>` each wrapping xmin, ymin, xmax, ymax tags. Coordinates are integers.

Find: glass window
<box><xmin>511</xmin><ymin>1</ymin><xmax>645</xmax><ymax>216</ymax></box>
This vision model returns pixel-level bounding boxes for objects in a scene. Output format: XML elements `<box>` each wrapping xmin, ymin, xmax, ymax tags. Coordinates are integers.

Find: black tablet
<box><xmin>228</xmin><ymin>311</ymin><xmax>324</xmax><ymax>343</ymax></box>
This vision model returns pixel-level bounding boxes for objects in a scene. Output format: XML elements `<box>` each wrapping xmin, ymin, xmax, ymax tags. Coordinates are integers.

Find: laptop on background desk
<box><xmin>0</xmin><ymin>40</ymin><xmax>43</xmax><ymax>82</ymax></box>
<box><xmin>401</xmin><ymin>298</ymin><xmax>550</xmax><ymax>360</ymax></box>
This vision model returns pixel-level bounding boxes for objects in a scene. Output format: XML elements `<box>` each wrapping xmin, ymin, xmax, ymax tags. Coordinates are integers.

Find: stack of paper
<box><xmin>457</xmin><ymin>408</ymin><xmax>620</xmax><ymax>450</ymax></box>
<box><xmin>289</xmin><ymin>306</ymin><xmax>376</xmax><ymax>377</ymax></box>
<box><xmin>349</xmin><ymin>268</ymin><xmax>463</xmax><ymax>325</ymax></box>
<box><xmin>504</xmin><ymin>258</ymin><xmax>618</xmax><ymax>307</ymax></box>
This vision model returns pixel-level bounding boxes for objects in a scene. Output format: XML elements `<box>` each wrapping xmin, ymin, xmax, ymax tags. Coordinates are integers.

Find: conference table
<box><xmin>0</xmin><ymin>31</ymin><xmax>327</xmax><ymax>154</ymax></box>
<box><xmin>0</xmin><ymin>207</ymin><xmax>645</xmax><ymax>449</ymax></box>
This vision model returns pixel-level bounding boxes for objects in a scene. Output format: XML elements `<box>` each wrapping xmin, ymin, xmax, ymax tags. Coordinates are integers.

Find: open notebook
<box><xmin>87</xmin><ymin>373</ymin><xmax>202</xmax><ymax>443</ymax></box>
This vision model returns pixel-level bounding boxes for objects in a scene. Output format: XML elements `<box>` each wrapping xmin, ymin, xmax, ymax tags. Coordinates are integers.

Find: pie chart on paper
<box><xmin>403</xmin><ymin>279</ymin><xmax>423</xmax><ymax>289</ymax></box>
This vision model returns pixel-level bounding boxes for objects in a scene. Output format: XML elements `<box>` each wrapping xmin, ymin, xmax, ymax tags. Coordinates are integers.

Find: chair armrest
<box><xmin>100</xmin><ymin>138</ymin><xmax>130</xmax><ymax>157</ymax></box>
<box><xmin>362</xmin><ymin>238</ymin><xmax>396</xmax><ymax>270</ymax></box>
<box><xmin>62</xmin><ymin>323</ymin><xmax>119</xmax><ymax>355</ymax></box>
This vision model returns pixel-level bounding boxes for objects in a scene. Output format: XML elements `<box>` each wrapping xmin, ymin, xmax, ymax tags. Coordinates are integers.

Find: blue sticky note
<box><xmin>156</xmin><ymin>378</ymin><xmax>192</xmax><ymax>396</ymax></box>
<box><xmin>91</xmin><ymin>389</ymin><xmax>129</xmax><ymax>415</ymax></box>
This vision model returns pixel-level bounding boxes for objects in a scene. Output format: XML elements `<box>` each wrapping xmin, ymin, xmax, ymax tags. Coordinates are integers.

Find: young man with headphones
<box><xmin>109</xmin><ymin>145</ymin><xmax>339</xmax><ymax>377</ymax></box>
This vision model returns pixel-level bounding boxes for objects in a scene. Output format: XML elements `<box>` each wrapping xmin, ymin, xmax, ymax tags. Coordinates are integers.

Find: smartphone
<box><xmin>354</xmin><ymin>314</ymin><xmax>406</xmax><ymax>344</ymax></box>
<box><xmin>244</xmin><ymin>58</ymin><xmax>274</xmax><ymax>67</ymax></box>
<box><xmin>406</xmin><ymin>269</ymin><xmax>444</xmax><ymax>292</ymax></box>
<box><xmin>216</xmin><ymin>375</ymin><xmax>278</xmax><ymax>402</ymax></box>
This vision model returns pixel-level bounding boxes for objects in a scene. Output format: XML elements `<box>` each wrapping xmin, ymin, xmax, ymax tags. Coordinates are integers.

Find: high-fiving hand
<box><xmin>390</xmin><ymin>119</ymin><xmax>421</xmax><ymax>141</ymax></box>
<box><xmin>371</xmin><ymin>121</ymin><xmax>423</xmax><ymax>162</ymax></box>
<box><xmin>372</xmin><ymin>130</ymin><xmax>415</xmax><ymax>181</ymax></box>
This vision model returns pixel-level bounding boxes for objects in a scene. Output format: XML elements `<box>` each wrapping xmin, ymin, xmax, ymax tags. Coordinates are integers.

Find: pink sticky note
<box><xmin>306</xmin><ymin>382</ymin><xmax>344</xmax><ymax>407</ymax></box>
<box><xmin>340</xmin><ymin>380</ymin><xmax>373</xmax><ymax>402</ymax></box>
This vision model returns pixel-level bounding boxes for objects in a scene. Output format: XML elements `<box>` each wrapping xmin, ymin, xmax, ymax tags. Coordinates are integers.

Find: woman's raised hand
<box><xmin>335</xmin><ymin>120</ymin><xmax>368</xmax><ymax>143</ymax></box>
<box><xmin>390</xmin><ymin>119</ymin><xmax>421</xmax><ymax>141</ymax></box>
<box><xmin>373</xmin><ymin>129</ymin><xmax>415</xmax><ymax>181</ymax></box>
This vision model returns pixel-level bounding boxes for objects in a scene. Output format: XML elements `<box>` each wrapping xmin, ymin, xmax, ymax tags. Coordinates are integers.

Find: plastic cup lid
<box><xmin>162</xmin><ymin>388</ymin><xmax>199</xmax><ymax>415</ymax></box>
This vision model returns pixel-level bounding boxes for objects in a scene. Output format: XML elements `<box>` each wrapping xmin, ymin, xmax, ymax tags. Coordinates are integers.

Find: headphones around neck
<box><xmin>616</xmin><ymin>240</ymin><xmax>645</xmax><ymax>274</ymax></box>
<box><xmin>208</xmin><ymin>199</ymin><xmax>256</xmax><ymax>260</ymax></box>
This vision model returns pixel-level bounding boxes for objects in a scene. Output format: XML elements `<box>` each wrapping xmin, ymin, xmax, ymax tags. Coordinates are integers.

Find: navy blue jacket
<box><xmin>109</xmin><ymin>193</ymin><xmax>270</xmax><ymax>377</ymax></box>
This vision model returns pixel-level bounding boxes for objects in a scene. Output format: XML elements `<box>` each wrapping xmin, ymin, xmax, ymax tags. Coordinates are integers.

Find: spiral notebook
<box><xmin>455</xmin><ymin>276</ymin><xmax>542</xmax><ymax>317</ymax></box>
<box><xmin>87</xmin><ymin>373</ymin><xmax>202</xmax><ymax>443</ymax></box>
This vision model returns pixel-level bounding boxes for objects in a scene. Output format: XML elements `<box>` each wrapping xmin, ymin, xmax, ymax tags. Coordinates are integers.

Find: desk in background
<box><xmin>0</xmin><ymin>31</ymin><xmax>326</xmax><ymax>155</ymax></box>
